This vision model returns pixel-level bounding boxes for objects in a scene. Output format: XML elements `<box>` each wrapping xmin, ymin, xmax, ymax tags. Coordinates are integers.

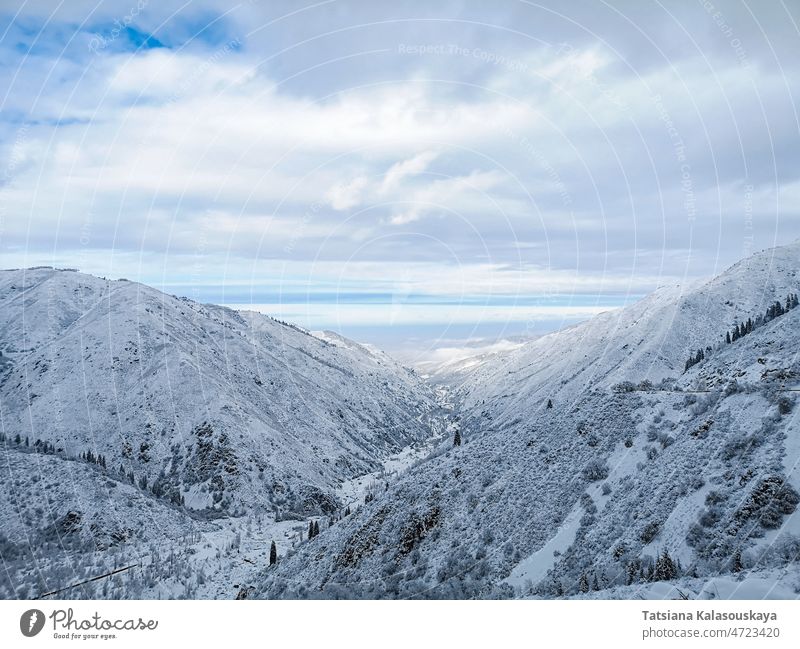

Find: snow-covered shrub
<box><xmin>639</xmin><ymin>520</ymin><xmax>660</xmax><ymax>544</ymax></box>
<box><xmin>721</xmin><ymin>434</ymin><xmax>754</xmax><ymax>461</ymax></box>
<box><xmin>777</xmin><ymin>396</ymin><xmax>794</xmax><ymax>415</ymax></box>
<box><xmin>724</xmin><ymin>379</ymin><xmax>742</xmax><ymax>396</ymax></box>
<box><xmin>735</xmin><ymin>476</ymin><xmax>800</xmax><ymax>529</ymax></box>
<box><xmin>685</xmin><ymin>523</ymin><xmax>705</xmax><ymax>548</ymax></box>
<box><xmin>582</xmin><ymin>460</ymin><xmax>609</xmax><ymax>481</ymax></box>
<box><xmin>580</xmin><ymin>492</ymin><xmax>597</xmax><ymax>514</ymax></box>
<box><xmin>699</xmin><ymin>504</ymin><xmax>723</xmax><ymax>527</ymax></box>
<box><xmin>760</xmin><ymin>534</ymin><xmax>800</xmax><ymax>565</ymax></box>
<box><xmin>658</xmin><ymin>433</ymin><xmax>675</xmax><ymax>449</ymax></box>
<box><xmin>689</xmin><ymin>475</ymin><xmax>705</xmax><ymax>490</ymax></box>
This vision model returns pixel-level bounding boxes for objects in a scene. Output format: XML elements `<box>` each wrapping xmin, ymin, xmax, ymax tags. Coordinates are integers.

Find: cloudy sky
<box><xmin>1</xmin><ymin>1</ymin><xmax>798</xmax><ymax>362</ymax></box>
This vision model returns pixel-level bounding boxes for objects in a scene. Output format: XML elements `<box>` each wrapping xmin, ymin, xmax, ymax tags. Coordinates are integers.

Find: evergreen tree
<box><xmin>685</xmin><ymin>347</ymin><xmax>706</xmax><ymax>371</ymax></box>
<box><xmin>579</xmin><ymin>573</ymin><xmax>589</xmax><ymax>593</ymax></box>
<box><xmin>313</xmin><ymin>521</ymin><xmax>320</xmax><ymax>537</ymax></box>
<box><xmin>453</xmin><ymin>428</ymin><xmax>462</xmax><ymax>447</ymax></box>
<box><xmin>592</xmin><ymin>574</ymin><xmax>600</xmax><ymax>591</ymax></box>
<box><xmin>654</xmin><ymin>549</ymin><xmax>677</xmax><ymax>581</ymax></box>
<box><xmin>626</xmin><ymin>561</ymin><xmax>639</xmax><ymax>585</ymax></box>
<box><xmin>732</xmin><ymin>549</ymin><xmax>743</xmax><ymax>573</ymax></box>
<box><xmin>269</xmin><ymin>541</ymin><xmax>277</xmax><ymax>565</ymax></box>
<box><xmin>308</xmin><ymin>521</ymin><xmax>314</xmax><ymax>539</ymax></box>
<box><xmin>546</xmin><ymin>399</ymin><xmax>553</xmax><ymax>409</ymax></box>
<box><xmin>726</xmin><ymin>331</ymin><xmax>731</xmax><ymax>344</ymax></box>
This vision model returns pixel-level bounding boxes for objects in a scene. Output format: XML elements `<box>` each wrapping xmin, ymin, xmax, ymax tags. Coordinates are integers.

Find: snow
<box><xmin>336</xmin><ymin>439</ymin><xmax>444</xmax><ymax>510</ymax></box>
<box><xmin>783</xmin><ymin>410</ymin><xmax>800</xmax><ymax>492</ymax></box>
<box><xmin>257</xmin><ymin>241</ymin><xmax>800</xmax><ymax>600</ymax></box>
<box><xmin>336</xmin><ymin>386</ymin><xmax>452</xmax><ymax>509</ymax></box>
<box><xmin>504</xmin><ymin>500</ymin><xmax>585</xmax><ymax>590</ymax></box>
<box><xmin>4</xmin><ymin>242</ymin><xmax>800</xmax><ymax>599</ymax></box>
<box><xmin>696</xmin><ymin>574</ymin><xmax>798</xmax><ymax>600</ymax></box>
<box><xmin>0</xmin><ymin>267</ymin><xmax>439</xmax><ymax>518</ymax></box>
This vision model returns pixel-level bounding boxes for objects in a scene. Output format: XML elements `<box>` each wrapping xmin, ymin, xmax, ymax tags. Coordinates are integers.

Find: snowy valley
<box><xmin>2</xmin><ymin>243</ymin><xmax>800</xmax><ymax>600</ymax></box>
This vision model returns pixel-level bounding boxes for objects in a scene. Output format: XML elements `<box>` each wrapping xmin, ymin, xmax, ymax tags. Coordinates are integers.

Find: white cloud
<box><xmin>325</xmin><ymin>176</ymin><xmax>369</xmax><ymax>211</ymax></box>
<box><xmin>4</xmin><ymin>25</ymin><xmax>799</xmax><ymax>341</ymax></box>
<box><xmin>388</xmin><ymin>170</ymin><xmax>508</xmax><ymax>225</ymax></box>
<box><xmin>380</xmin><ymin>150</ymin><xmax>439</xmax><ymax>194</ymax></box>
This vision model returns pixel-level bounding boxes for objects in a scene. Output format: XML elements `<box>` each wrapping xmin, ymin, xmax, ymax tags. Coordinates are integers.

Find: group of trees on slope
<box><xmin>684</xmin><ymin>292</ymin><xmax>799</xmax><ymax>372</ymax></box>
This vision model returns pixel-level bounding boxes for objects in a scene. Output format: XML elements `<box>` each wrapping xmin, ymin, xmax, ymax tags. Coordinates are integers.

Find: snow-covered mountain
<box><xmin>0</xmin><ymin>267</ymin><xmax>437</xmax><ymax>522</ymax></box>
<box><xmin>451</xmin><ymin>241</ymin><xmax>799</xmax><ymax>409</ymax></box>
<box><xmin>3</xmin><ymin>243</ymin><xmax>800</xmax><ymax>600</ymax></box>
<box><xmin>256</xmin><ymin>242</ymin><xmax>800</xmax><ymax>599</ymax></box>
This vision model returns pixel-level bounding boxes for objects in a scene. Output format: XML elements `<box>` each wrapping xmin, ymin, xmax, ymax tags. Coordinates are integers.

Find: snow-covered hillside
<box><xmin>0</xmin><ymin>266</ymin><xmax>443</xmax><ymax>596</ymax></box>
<box><xmin>3</xmin><ymin>243</ymin><xmax>800</xmax><ymax>600</ymax></box>
<box><xmin>255</xmin><ymin>242</ymin><xmax>800</xmax><ymax>599</ymax></box>
<box><xmin>451</xmin><ymin>241</ymin><xmax>800</xmax><ymax>412</ymax></box>
<box><xmin>0</xmin><ymin>267</ymin><xmax>437</xmax><ymax>518</ymax></box>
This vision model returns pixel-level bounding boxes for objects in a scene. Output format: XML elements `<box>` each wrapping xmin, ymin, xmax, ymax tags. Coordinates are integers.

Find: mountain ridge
<box><xmin>0</xmin><ymin>266</ymin><xmax>438</xmax><ymax>520</ymax></box>
<box><xmin>255</xmin><ymin>241</ymin><xmax>800</xmax><ymax>599</ymax></box>
<box><xmin>2</xmin><ymin>242</ymin><xmax>799</xmax><ymax>599</ymax></box>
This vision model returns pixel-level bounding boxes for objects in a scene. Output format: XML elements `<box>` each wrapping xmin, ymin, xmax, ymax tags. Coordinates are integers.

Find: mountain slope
<box><xmin>452</xmin><ymin>241</ymin><xmax>800</xmax><ymax>417</ymax></box>
<box><xmin>0</xmin><ymin>267</ymin><xmax>437</xmax><ymax>519</ymax></box>
<box><xmin>255</xmin><ymin>242</ymin><xmax>800</xmax><ymax>599</ymax></box>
